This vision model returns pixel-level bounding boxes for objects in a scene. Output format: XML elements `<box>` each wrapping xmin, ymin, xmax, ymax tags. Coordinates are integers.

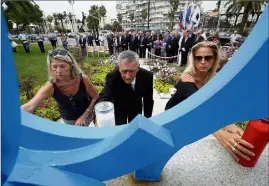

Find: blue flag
<box><xmin>185</xmin><ymin>6</ymin><xmax>192</xmax><ymax>25</ymax></box>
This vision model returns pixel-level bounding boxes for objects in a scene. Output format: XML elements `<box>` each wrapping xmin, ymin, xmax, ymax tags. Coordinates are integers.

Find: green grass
<box><xmin>14</xmin><ymin>44</ymin><xmax>50</xmax><ymax>86</ymax></box>
<box><xmin>14</xmin><ymin>44</ymin><xmax>109</xmax><ymax>86</ymax></box>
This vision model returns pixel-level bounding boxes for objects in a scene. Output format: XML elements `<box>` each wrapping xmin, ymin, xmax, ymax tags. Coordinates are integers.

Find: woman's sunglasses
<box><xmin>194</xmin><ymin>55</ymin><xmax>214</xmax><ymax>62</ymax></box>
<box><xmin>48</xmin><ymin>49</ymin><xmax>68</xmax><ymax>57</ymax></box>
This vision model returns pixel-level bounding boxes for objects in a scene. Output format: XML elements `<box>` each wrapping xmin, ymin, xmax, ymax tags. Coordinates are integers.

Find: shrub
<box><xmin>82</xmin><ymin>60</ymin><xmax>115</xmax><ymax>93</ymax></box>
<box><xmin>34</xmin><ymin>97</ymin><xmax>60</xmax><ymax>121</ymax></box>
<box><xmin>68</xmin><ymin>47</ymin><xmax>84</xmax><ymax>64</ymax></box>
<box><xmin>154</xmin><ymin>79</ymin><xmax>174</xmax><ymax>94</ymax></box>
<box><xmin>20</xmin><ymin>93</ymin><xmax>28</xmax><ymax>105</ymax></box>
<box><xmin>20</xmin><ymin>77</ymin><xmax>34</xmax><ymax>99</ymax></box>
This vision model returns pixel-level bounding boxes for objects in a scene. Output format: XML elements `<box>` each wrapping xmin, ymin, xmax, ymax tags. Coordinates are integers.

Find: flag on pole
<box><xmin>182</xmin><ymin>2</ymin><xmax>188</xmax><ymax>29</ymax></box>
<box><xmin>178</xmin><ymin>11</ymin><xmax>183</xmax><ymax>30</ymax></box>
<box><xmin>185</xmin><ymin>6</ymin><xmax>192</xmax><ymax>25</ymax></box>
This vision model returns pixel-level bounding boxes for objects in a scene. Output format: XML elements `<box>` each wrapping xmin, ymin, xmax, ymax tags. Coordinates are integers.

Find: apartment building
<box><xmin>116</xmin><ymin>0</ymin><xmax>186</xmax><ymax>30</ymax></box>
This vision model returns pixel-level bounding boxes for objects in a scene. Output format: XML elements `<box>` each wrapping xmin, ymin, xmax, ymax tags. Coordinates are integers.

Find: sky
<box><xmin>35</xmin><ymin>1</ymin><xmax>217</xmax><ymax>20</ymax></box>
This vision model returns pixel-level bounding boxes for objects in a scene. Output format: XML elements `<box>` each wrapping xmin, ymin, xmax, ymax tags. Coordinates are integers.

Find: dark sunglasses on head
<box><xmin>48</xmin><ymin>49</ymin><xmax>68</xmax><ymax>57</ymax></box>
<box><xmin>194</xmin><ymin>55</ymin><xmax>214</xmax><ymax>62</ymax></box>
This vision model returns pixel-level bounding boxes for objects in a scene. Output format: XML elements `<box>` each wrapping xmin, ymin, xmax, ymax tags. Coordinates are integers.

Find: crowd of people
<box><xmin>60</xmin><ymin>28</ymin><xmax>230</xmax><ymax>66</ymax></box>
<box><xmin>20</xmin><ymin>35</ymin><xmax>254</xmax><ymax>164</ymax></box>
<box><xmin>10</xmin><ymin>28</ymin><xmax>243</xmax><ymax>68</ymax></box>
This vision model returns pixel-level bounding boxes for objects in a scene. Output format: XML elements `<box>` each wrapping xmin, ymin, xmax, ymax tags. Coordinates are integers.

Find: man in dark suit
<box><xmin>129</xmin><ymin>32</ymin><xmax>138</xmax><ymax>52</ymax></box>
<box><xmin>166</xmin><ymin>31</ymin><xmax>178</xmax><ymax>63</ymax></box>
<box><xmin>116</xmin><ymin>32</ymin><xmax>123</xmax><ymax>53</ymax></box>
<box><xmin>179</xmin><ymin>29</ymin><xmax>193</xmax><ymax>66</ymax></box>
<box><xmin>136</xmin><ymin>31</ymin><xmax>142</xmax><ymax>54</ymax></box>
<box><xmin>87</xmin><ymin>33</ymin><xmax>94</xmax><ymax>46</ymax></box>
<box><xmin>94</xmin><ymin>32</ymin><xmax>100</xmax><ymax>46</ymax></box>
<box><xmin>193</xmin><ymin>30</ymin><xmax>205</xmax><ymax>45</ymax></box>
<box><xmin>139</xmin><ymin>33</ymin><xmax>147</xmax><ymax>58</ymax></box>
<box><xmin>79</xmin><ymin>35</ymin><xmax>87</xmax><ymax>59</ymax></box>
<box><xmin>145</xmin><ymin>32</ymin><xmax>152</xmax><ymax>53</ymax></box>
<box><xmin>151</xmin><ymin>31</ymin><xmax>157</xmax><ymax>53</ymax></box>
<box><xmin>121</xmin><ymin>32</ymin><xmax>129</xmax><ymax>51</ymax></box>
<box><xmin>107</xmin><ymin>34</ymin><xmax>114</xmax><ymax>55</ymax></box>
<box><xmin>99</xmin><ymin>50</ymin><xmax>154</xmax><ymax>125</ymax></box>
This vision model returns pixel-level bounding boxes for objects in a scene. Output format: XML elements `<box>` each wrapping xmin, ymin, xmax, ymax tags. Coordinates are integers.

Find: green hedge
<box><xmin>154</xmin><ymin>79</ymin><xmax>174</xmax><ymax>94</ymax></box>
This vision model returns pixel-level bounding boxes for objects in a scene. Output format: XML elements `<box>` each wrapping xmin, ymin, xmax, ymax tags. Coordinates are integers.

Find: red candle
<box><xmin>238</xmin><ymin>119</ymin><xmax>269</xmax><ymax>167</ymax></box>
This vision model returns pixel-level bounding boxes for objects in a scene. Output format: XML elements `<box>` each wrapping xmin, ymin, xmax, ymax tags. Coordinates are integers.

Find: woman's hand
<box><xmin>224</xmin><ymin>124</ymin><xmax>244</xmax><ymax>136</ymax></box>
<box><xmin>215</xmin><ymin>128</ymin><xmax>255</xmax><ymax>162</ymax></box>
<box><xmin>75</xmin><ymin>115</ymin><xmax>87</xmax><ymax>126</ymax></box>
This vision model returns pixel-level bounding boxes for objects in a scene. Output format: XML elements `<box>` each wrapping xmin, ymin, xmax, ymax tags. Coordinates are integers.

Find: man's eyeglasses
<box><xmin>48</xmin><ymin>49</ymin><xmax>68</xmax><ymax>58</ymax></box>
<box><xmin>194</xmin><ymin>55</ymin><xmax>214</xmax><ymax>62</ymax></box>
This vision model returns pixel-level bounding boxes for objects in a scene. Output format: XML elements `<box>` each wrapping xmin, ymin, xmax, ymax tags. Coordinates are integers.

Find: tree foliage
<box><xmin>141</xmin><ymin>8</ymin><xmax>148</xmax><ymax>22</ymax></box>
<box><xmin>167</xmin><ymin>0</ymin><xmax>179</xmax><ymax>30</ymax></box>
<box><xmin>112</xmin><ymin>21</ymin><xmax>123</xmax><ymax>32</ymax></box>
<box><xmin>117</xmin><ymin>13</ymin><xmax>122</xmax><ymax>23</ymax></box>
<box><xmin>56</xmin><ymin>12</ymin><xmax>67</xmax><ymax>31</ymax></box>
<box><xmin>67</xmin><ymin>12</ymin><xmax>74</xmax><ymax>32</ymax></box>
<box><xmin>86</xmin><ymin>5</ymin><xmax>105</xmax><ymax>32</ymax></box>
<box><xmin>225</xmin><ymin>0</ymin><xmax>266</xmax><ymax>33</ymax></box>
<box><xmin>99</xmin><ymin>5</ymin><xmax>107</xmax><ymax>18</ymax></box>
<box><xmin>129</xmin><ymin>12</ymin><xmax>135</xmax><ymax>27</ymax></box>
<box><xmin>82</xmin><ymin>11</ymin><xmax>86</xmax><ymax>26</ymax></box>
<box><xmin>104</xmin><ymin>24</ymin><xmax>113</xmax><ymax>30</ymax></box>
<box><xmin>4</xmin><ymin>1</ymin><xmax>43</xmax><ymax>32</ymax></box>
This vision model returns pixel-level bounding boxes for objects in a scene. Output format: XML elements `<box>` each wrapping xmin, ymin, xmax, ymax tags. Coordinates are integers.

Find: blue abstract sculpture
<box><xmin>2</xmin><ymin>5</ymin><xmax>268</xmax><ymax>186</ymax></box>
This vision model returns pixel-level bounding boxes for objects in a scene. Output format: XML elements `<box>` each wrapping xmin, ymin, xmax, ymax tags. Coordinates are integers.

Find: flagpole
<box><xmin>182</xmin><ymin>1</ymin><xmax>188</xmax><ymax>29</ymax></box>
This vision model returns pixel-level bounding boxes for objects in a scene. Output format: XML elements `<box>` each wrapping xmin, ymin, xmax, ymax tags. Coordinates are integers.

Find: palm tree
<box><xmin>141</xmin><ymin>8</ymin><xmax>147</xmax><ymax>28</ymax></box>
<box><xmin>216</xmin><ymin>0</ymin><xmax>222</xmax><ymax>27</ymax></box>
<box><xmin>129</xmin><ymin>12</ymin><xmax>134</xmax><ymax>28</ymax></box>
<box><xmin>117</xmin><ymin>13</ymin><xmax>122</xmax><ymax>23</ymax></box>
<box><xmin>98</xmin><ymin>5</ymin><xmax>107</xmax><ymax>29</ymax></box>
<box><xmin>254</xmin><ymin>11</ymin><xmax>263</xmax><ymax>24</ymax></box>
<box><xmin>82</xmin><ymin>12</ymin><xmax>86</xmax><ymax>26</ymax></box>
<box><xmin>167</xmin><ymin>11</ymin><xmax>175</xmax><ymax>31</ymax></box>
<box><xmin>112</xmin><ymin>21</ymin><xmax>122</xmax><ymax>32</ymax></box>
<box><xmin>68</xmin><ymin>12</ymin><xmax>74</xmax><ymax>32</ymax></box>
<box><xmin>46</xmin><ymin>15</ymin><xmax>53</xmax><ymax>31</ymax></box>
<box><xmin>233</xmin><ymin>13</ymin><xmax>240</xmax><ymax>27</ymax></box>
<box><xmin>225</xmin><ymin>0</ymin><xmax>266</xmax><ymax>33</ymax></box>
<box><xmin>87</xmin><ymin>5</ymin><xmax>100</xmax><ymax>33</ymax></box>
<box><xmin>167</xmin><ymin>0</ymin><xmax>179</xmax><ymax>30</ymax></box>
<box><xmin>53</xmin><ymin>13</ymin><xmax>58</xmax><ymax>27</ymax></box>
<box><xmin>63</xmin><ymin>11</ymin><xmax>67</xmax><ymax>27</ymax></box>
<box><xmin>57</xmin><ymin>12</ymin><xmax>67</xmax><ymax>31</ymax></box>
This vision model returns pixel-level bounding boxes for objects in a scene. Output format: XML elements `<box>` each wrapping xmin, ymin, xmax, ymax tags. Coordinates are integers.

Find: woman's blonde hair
<box><xmin>47</xmin><ymin>48</ymin><xmax>83</xmax><ymax>82</ymax></box>
<box><xmin>182</xmin><ymin>41</ymin><xmax>220</xmax><ymax>83</ymax></box>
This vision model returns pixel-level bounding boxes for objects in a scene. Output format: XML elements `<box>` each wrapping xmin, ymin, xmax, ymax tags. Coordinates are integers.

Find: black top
<box><xmin>51</xmin><ymin>74</ymin><xmax>91</xmax><ymax>120</ymax></box>
<box><xmin>165</xmin><ymin>80</ymin><xmax>198</xmax><ymax>110</ymax></box>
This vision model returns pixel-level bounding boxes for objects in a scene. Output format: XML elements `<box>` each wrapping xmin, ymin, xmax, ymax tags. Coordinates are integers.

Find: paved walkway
<box><xmin>139</xmin><ymin>58</ymin><xmax>169</xmax><ymax>116</ymax></box>
<box><xmin>105</xmin><ymin>137</ymin><xmax>268</xmax><ymax>186</ymax></box>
